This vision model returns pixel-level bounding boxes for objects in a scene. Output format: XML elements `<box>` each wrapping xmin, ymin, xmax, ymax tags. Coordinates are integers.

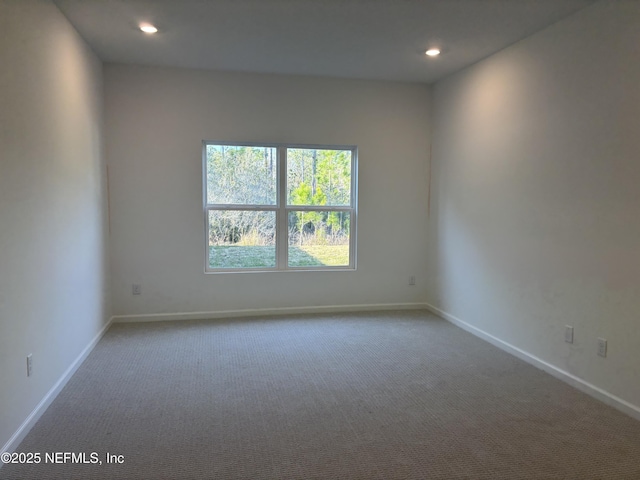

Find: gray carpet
<box><xmin>2</xmin><ymin>310</ymin><xmax>640</xmax><ymax>479</ymax></box>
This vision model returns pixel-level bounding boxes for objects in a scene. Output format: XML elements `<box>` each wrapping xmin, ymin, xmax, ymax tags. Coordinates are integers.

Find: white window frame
<box><xmin>203</xmin><ymin>141</ymin><xmax>358</xmax><ymax>273</ymax></box>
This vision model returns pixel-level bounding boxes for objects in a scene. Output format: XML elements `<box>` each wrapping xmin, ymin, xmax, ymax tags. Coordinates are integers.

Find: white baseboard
<box><xmin>1</xmin><ymin>316</ymin><xmax>114</xmax><ymax>456</ymax></box>
<box><xmin>424</xmin><ymin>302</ymin><xmax>640</xmax><ymax>422</ymax></box>
<box><xmin>112</xmin><ymin>303</ymin><xmax>429</xmax><ymax>323</ymax></box>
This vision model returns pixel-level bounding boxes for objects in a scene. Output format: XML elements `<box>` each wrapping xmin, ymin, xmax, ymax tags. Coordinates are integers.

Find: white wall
<box><xmin>0</xmin><ymin>0</ymin><xmax>109</xmax><ymax>449</ymax></box>
<box><xmin>427</xmin><ymin>0</ymin><xmax>640</xmax><ymax>410</ymax></box>
<box><xmin>105</xmin><ymin>65</ymin><xmax>430</xmax><ymax>317</ymax></box>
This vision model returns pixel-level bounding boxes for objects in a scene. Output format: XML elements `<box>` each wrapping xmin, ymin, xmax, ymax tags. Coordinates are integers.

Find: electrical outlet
<box><xmin>597</xmin><ymin>338</ymin><xmax>607</xmax><ymax>358</ymax></box>
<box><xmin>132</xmin><ymin>284</ymin><xmax>142</xmax><ymax>295</ymax></box>
<box><xmin>27</xmin><ymin>354</ymin><xmax>32</xmax><ymax>377</ymax></box>
<box><xmin>409</xmin><ymin>276</ymin><xmax>416</xmax><ymax>286</ymax></box>
<box><xmin>564</xmin><ymin>325</ymin><xmax>574</xmax><ymax>344</ymax></box>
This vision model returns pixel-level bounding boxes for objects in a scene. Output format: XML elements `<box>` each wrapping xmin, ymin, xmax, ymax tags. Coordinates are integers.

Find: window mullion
<box><xmin>277</xmin><ymin>146</ymin><xmax>288</xmax><ymax>270</ymax></box>
<box><xmin>205</xmin><ymin>204</ymin><xmax>274</xmax><ymax>211</ymax></box>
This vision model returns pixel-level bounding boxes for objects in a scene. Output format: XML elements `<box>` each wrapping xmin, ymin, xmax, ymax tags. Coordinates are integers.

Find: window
<box><xmin>204</xmin><ymin>142</ymin><xmax>357</xmax><ymax>272</ymax></box>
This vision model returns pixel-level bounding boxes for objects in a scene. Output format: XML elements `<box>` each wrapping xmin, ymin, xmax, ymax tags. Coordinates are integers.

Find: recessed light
<box><xmin>139</xmin><ymin>23</ymin><xmax>158</xmax><ymax>34</ymax></box>
<box><xmin>425</xmin><ymin>48</ymin><xmax>441</xmax><ymax>57</ymax></box>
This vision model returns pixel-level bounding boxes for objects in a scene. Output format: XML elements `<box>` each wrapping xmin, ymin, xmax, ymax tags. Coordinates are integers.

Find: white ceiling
<box><xmin>54</xmin><ymin>0</ymin><xmax>596</xmax><ymax>84</ymax></box>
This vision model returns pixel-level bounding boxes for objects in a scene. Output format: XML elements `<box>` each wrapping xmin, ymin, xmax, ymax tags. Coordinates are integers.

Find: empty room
<box><xmin>1</xmin><ymin>0</ymin><xmax>639</xmax><ymax>478</ymax></box>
